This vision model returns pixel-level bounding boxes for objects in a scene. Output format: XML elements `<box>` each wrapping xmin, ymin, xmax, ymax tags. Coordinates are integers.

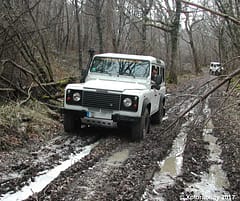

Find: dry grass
<box><xmin>0</xmin><ymin>100</ymin><xmax>62</xmax><ymax>151</ymax></box>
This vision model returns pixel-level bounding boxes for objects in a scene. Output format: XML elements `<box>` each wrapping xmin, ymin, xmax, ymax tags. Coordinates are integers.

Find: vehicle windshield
<box><xmin>90</xmin><ymin>57</ymin><xmax>150</xmax><ymax>78</ymax></box>
<box><xmin>211</xmin><ymin>63</ymin><xmax>221</xmax><ymax>67</ymax></box>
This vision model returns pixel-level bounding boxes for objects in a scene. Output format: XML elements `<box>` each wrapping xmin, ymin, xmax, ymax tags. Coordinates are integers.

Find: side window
<box><xmin>151</xmin><ymin>65</ymin><xmax>159</xmax><ymax>81</ymax></box>
<box><xmin>160</xmin><ymin>67</ymin><xmax>165</xmax><ymax>82</ymax></box>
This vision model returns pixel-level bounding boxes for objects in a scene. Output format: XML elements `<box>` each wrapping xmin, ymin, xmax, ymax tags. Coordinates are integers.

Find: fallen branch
<box><xmin>0</xmin><ymin>75</ymin><xmax>28</xmax><ymax>96</ymax></box>
<box><xmin>0</xmin><ymin>88</ymin><xmax>15</xmax><ymax>92</ymax></box>
<box><xmin>1</xmin><ymin>60</ymin><xmax>54</xmax><ymax>99</ymax></box>
<box><xmin>208</xmin><ymin>78</ymin><xmax>240</xmax><ymax>119</ymax></box>
<box><xmin>19</xmin><ymin>82</ymin><xmax>33</xmax><ymax>105</ymax></box>
<box><xmin>165</xmin><ymin>66</ymin><xmax>240</xmax><ymax>131</ymax></box>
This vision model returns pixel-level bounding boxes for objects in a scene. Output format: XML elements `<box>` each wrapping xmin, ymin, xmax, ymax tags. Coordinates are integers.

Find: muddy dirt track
<box><xmin>0</xmin><ymin>72</ymin><xmax>239</xmax><ymax>201</ymax></box>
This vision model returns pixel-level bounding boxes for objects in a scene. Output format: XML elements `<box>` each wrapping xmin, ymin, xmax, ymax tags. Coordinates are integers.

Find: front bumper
<box><xmin>61</xmin><ymin>108</ymin><xmax>140</xmax><ymax>126</ymax></box>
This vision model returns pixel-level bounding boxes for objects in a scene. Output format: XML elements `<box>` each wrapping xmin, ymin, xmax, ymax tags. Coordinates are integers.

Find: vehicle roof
<box><xmin>94</xmin><ymin>53</ymin><xmax>164</xmax><ymax>65</ymax></box>
<box><xmin>210</xmin><ymin>62</ymin><xmax>221</xmax><ymax>64</ymax></box>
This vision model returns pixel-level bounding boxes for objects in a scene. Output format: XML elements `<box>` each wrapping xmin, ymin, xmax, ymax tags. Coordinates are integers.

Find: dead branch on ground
<box><xmin>1</xmin><ymin>60</ymin><xmax>54</xmax><ymax>99</ymax></box>
<box><xmin>0</xmin><ymin>75</ymin><xmax>28</xmax><ymax>96</ymax></box>
<box><xmin>19</xmin><ymin>82</ymin><xmax>33</xmax><ymax>105</ymax></box>
<box><xmin>165</xmin><ymin>66</ymin><xmax>240</xmax><ymax>131</ymax></box>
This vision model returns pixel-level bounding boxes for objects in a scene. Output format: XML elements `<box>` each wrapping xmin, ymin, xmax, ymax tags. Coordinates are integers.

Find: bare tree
<box><xmin>85</xmin><ymin>0</ymin><xmax>105</xmax><ymax>53</ymax></box>
<box><xmin>63</xmin><ymin>0</ymin><xmax>70</xmax><ymax>54</ymax></box>
<box><xmin>105</xmin><ymin>0</ymin><xmax>130</xmax><ymax>53</ymax></box>
<box><xmin>136</xmin><ymin>0</ymin><xmax>154</xmax><ymax>54</ymax></box>
<box><xmin>146</xmin><ymin>0</ymin><xmax>182</xmax><ymax>84</ymax></box>
<box><xmin>1</xmin><ymin>0</ymin><xmax>54</xmax><ymax>83</ymax></box>
<box><xmin>182</xmin><ymin>11</ymin><xmax>202</xmax><ymax>74</ymax></box>
<box><xmin>215</xmin><ymin>0</ymin><xmax>240</xmax><ymax>54</ymax></box>
<box><xmin>169</xmin><ymin>0</ymin><xmax>181</xmax><ymax>84</ymax></box>
<box><xmin>181</xmin><ymin>0</ymin><xmax>240</xmax><ymax>70</ymax></box>
<box><xmin>73</xmin><ymin>0</ymin><xmax>83</xmax><ymax>71</ymax></box>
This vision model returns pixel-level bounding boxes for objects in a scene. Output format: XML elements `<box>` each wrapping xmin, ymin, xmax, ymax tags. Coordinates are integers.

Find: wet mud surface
<box><xmin>210</xmin><ymin>91</ymin><xmax>240</xmax><ymax>200</ymax></box>
<box><xmin>0</xmin><ymin>72</ymin><xmax>239</xmax><ymax>201</ymax></box>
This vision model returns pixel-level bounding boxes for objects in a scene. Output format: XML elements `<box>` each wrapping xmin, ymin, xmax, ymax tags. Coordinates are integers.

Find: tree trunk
<box><xmin>168</xmin><ymin>0</ymin><xmax>181</xmax><ymax>84</ymax></box>
<box><xmin>185</xmin><ymin>16</ymin><xmax>201</xmax><ymax>75</ymax></box>
<box><xmin>96</xmin><ymin>15</ymin><xmax>104</xmax><ymax>53</ymax></box>
<box><xmin>74</xmin><ymin>0</ymin><xmax>83</xmax><ymax>72</ymax></box>
<box><xmin>64</xmin><ymin>0</ymin><xmax>70</xmax><ymax>54</ymax></box>
<box><xmin>94</xmin><ymin>0</ymin><xmax>104</xmax><ymax>53</ymax></box>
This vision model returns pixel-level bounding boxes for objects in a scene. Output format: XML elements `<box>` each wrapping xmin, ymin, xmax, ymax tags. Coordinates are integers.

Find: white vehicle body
<box><xmin>63</xmin><ymin>53</ymin><xmax>166</xmax><ymax>141</ymax></box>
<box><xmin>209</xmin><ymin>62</ymin><xmax>224</xmax><ymax>75</ymax></box>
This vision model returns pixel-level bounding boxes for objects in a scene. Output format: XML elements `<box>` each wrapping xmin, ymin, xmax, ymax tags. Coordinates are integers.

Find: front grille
<box><xmin>82</xmin><ymin>91</ymin><xmax>121</xmax><ymax>110</ymax></box>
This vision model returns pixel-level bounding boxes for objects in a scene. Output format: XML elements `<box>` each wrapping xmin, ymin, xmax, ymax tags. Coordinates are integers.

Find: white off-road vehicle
<box><xmin>209</xmin><ymin>62</ymin><xmax>224</xmax><ymax>75</ymax></box>
<box><xmin>63</xmin><ymin>53</ymin><xmax>166</xmax><ymax>141</ymax></box>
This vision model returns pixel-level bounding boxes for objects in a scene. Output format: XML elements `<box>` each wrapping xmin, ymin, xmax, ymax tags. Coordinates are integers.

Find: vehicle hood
<box><xmin>83</xmin><ymin>79</ymin><xmax>147</xmax><ymax>92</ymax></box>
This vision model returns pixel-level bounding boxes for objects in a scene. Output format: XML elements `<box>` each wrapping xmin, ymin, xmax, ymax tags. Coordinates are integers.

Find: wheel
<box><xmin>131</xmin><ymin>109</ymin><xmax>150</xmax><ymax>142</ymax></box>
<box><xmin>151</xmin><ymin>101</ymin><xmax>164</xmax><ymax>124</ymax></box>
<box><xmin>117</xmin><ymin>122</ymin><xmax>130</xmax><ymax>131</ymax></box>
<box><xmin>64</xmin><ymin>112</ymin><xmax>81</xmax><ymax>133</ymax></box>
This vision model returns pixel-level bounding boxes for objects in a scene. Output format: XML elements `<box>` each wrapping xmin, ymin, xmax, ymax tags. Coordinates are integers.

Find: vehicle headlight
<box><xmin>123</xmin><ymin>97</ymin><xmax>132</xmax><ymax>107</ymax></box>
<box><xmin>73</xmin><ymin>92</ymin><xmax>81</xmax><ymax>101</ymax></box>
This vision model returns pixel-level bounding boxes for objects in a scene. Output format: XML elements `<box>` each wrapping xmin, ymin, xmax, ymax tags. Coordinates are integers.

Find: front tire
<box><xmin>64</xmin><ymin>112</ymin><xmax>81</xmax><ymax>133</ymax></box>
<box><xmin>151</xmin><ymin>101</ymin><xmax>164</xmax><ymax>124</ymax></box>
<box><xmin>131</xmin><ymin>109</ymin><xmax>150</xmax><ymax>142</ymax></box>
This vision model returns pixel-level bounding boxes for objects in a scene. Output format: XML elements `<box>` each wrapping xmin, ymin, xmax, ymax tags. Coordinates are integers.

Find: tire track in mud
<box><xmin>180</xmin><ymin>97</ymin><xmax>232</xmax><ymax>201</ymax></box>
<box><xmin>23</xmin><ymin>114</ymin><xmax>181</xmax><ymax>200</ymax></box>
<box><xmin>207</xmin><ymin>89</ymin><xmax>240</xmax><ymax>200</ymax></box>
<box><xmin>142</xmin><ymin>82</ymin><xmax>209</xmax><ymax>201</ymax></box>
<box><xmin>145</xmin><ymin>76</ymin><xmax>233</xmax><ymax>201</ymax></box>
<box><xmin>0</xmin><ymin>129</ymin><xmax>100</xmax><ymax>200</ymax></box>
<box><xmin>25</xmin><ymin>136</ymin><xmax>126</xmax><ymax>201</ymax></box>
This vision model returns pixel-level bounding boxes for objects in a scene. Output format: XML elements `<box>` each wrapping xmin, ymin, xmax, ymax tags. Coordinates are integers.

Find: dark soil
<box><xmin>210</xmin><ymin>90</ymin><xmax>240</xmax><ymax>200</ymax></box>
<box><xmin>0</xmin><ymin>72</ymin><xmax>239</xmax><ymax>201</ymax></box>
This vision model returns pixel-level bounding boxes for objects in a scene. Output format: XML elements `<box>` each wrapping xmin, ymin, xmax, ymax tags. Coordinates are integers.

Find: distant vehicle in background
<box><xmin>209</xmin><ymin>62</ymin><xmax>224</xmax><ymax>75</ymax></box>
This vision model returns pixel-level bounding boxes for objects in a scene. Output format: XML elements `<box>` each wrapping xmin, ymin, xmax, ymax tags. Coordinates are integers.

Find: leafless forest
<box><xmin>0</xmin><ymin>0</ymin><xmax>239</xmax><ymax>91</ymax></box>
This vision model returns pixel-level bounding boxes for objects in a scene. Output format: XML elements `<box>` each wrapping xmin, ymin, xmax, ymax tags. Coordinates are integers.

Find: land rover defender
<box><xmin>209</xmin><ymin>62</ymin><xmax>224</xmax><ymax>75</ymax></box>
<box><xmin>63</xmin><ymin>53</ymin><xmax>166</xmax><ymax>141</ymax></box>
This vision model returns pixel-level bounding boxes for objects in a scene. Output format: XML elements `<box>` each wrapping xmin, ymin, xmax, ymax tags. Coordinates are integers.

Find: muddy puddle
<box><xmin>182</xmin><ymin>125</ymin><xmax>231</xmax><ymax>200</ymax></box>
<box><xmin>142</xmin><ymin>109</ymin><xmax>195</xmax><ymax>200</ymax></box>
<box><xmin>0</xmin><ymin>143</ymin><xmax>97</xmax><ymax>201</ymax></box>
<box><xmin>143</xmin><ymin>96</ymin><xmax>232</xmax><ymax>201</ymax></box>
<box><xmin>105</xmin><ymin>148</ymin><xmax>129</xmax><ymax>167</ymax></box>
<box><xmin>182</xmin><ymin>99</ymin><xmax>231</xmax><ymax>201</ymax></box>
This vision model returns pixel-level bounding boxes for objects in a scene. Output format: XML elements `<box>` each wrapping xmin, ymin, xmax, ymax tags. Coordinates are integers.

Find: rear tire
<box><xmin>131</xmin><ymin>109</ymin><xmax>150</xmax><ymax>142</ymax></box>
